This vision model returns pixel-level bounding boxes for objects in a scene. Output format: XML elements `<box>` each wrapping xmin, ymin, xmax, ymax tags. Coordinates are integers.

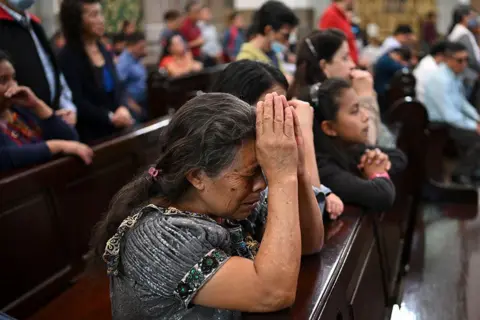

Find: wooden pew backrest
<box><xmin>0</xmin><ymin>118</ymin><xmax>169</xmax><ymax>318</ymax></box>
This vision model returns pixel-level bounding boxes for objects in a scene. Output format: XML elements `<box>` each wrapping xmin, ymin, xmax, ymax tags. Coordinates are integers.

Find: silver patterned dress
<box><xmin>104</xmin><ymin>188</ymin><xmax>326</xmax><ymax>319</ymax></box>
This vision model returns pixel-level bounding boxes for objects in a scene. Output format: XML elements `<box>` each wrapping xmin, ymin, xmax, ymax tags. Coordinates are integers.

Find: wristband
<box><xmin>369</xmin><ymin>172</ymin><xmax>390</xmax><ymax>180</ymax></box>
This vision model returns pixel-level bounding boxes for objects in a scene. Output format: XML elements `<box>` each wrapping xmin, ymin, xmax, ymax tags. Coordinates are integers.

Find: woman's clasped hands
<box><xmin>255</xmin><ymin>93</ymin><xmax>305</xmax><ymax>182</ymax></box>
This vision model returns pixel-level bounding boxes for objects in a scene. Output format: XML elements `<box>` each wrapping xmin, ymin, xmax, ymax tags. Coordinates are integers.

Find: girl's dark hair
<box><xmin>60</xmin><ymin>0</ymin><xmax>100</xmax><ymax>48</ymax></box>
<box><xmin>448</xmin><ymin>4</ymin><xmax>471</xmax><ymax>35</ymax></box>
<box><xmin>90</xmin><ymin>93</ymin><xmax>256</xmax><ymax>270</ymax></box>
<box><xmin>210</xmin><ymin>60</ymin><xmax>289</xmax><ymax>105</ymax></box>
<box><xmin>289</xmin><ymin>29</ymin><xmax>346</xmax><ymax>98</ymax></box>
<box><xmin>309</xmin><ymin>78</ymin><xmax>357</xmax><ymax>170</ymax></box>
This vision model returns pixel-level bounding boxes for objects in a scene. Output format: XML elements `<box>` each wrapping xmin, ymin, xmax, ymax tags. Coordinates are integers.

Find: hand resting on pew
<box><xmin>0</xmin><ymin>53</ymin><xmax>93</xmax><ymax>171</ymax></box>
<box><xmin>91</xmin><ymin>93</ymin><xmax>325</xmax><ymax>318</ymax></box>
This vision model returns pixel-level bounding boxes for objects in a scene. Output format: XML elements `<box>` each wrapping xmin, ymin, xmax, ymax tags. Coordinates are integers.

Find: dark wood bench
<box><xmin>0</xmin><ymin>118</ymin><xmax>169</xmax><ymax>319</ymax></box>
<box><xmin>147</xmin><ymin>64</ymin><xmax>227</xmax><ymax>119</ymax></box>
<box><xmin>385</xmin><ymin>68</ymin><xmax>416</xmax><ymax>112</ymax></box>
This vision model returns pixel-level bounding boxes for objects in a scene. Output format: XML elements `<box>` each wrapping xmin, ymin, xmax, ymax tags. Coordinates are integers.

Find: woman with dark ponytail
<box><xmin>291</xmin><ymin>29</ymin><xmax>396</xmax><ymax>148</ymax></box>
<box><xmin>91</xmin><ymin>92</ymin><xmax>325</xmax><ymax>319</ymax></box>
<box><xmin>311</xmin><ymin>78</ymin><xmax>407</xmax><ymax>212</ymax></box>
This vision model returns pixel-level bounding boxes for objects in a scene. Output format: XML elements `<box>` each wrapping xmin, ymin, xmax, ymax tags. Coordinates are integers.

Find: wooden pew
<box><xmin>147</xmin><ymin>64</ymin><xmax>227</xmax><ymax>119</ymax></box>
<box><xmin>386</xmin><ymin>68</ymin><xmax>416</xmax><ymax>110</ymax></box>
<box><xmin>0</xmin><ymin>118</ymin><xmax>170</xmax><ymax>319</ymax></box>
<box><xmin>382</xmin><ymin>98</ymin><xmax>428</xmax><ymax>298</ymax></box>
<box><xmin>244</xmin><ymin>209</ymin><xmax>387</xmax><ymax>320</ymax></box>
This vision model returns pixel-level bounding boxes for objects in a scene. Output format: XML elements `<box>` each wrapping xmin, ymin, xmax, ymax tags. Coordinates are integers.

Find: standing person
<box><xmin>237</xmin><ymin>0</ymin><xmax>299</xmax><ymax>81</ymax></box>
<box><xmin>422</xmin><ymin>11</ymin><xmax>438</xmax><ymax>49</ymax></box>
<box><xmin>223</xmin><ymin>11</ymin><xmax>245</xmax><ymax>62</ymax></box>
<box><xmin>160</xmin><ymin>10</ymin><xmax>183</xmax><ymax>48</ymax></box>
<box><xmin>117</xmin><ymin>32</ymin><xmax>148</xmax><ymax>122</ymax></box>
<box><xmin>198</xmin><ymin>6</ymin><xmax>222</xmax><ymax>67</ymax></box>
<box><xmin>59</xmin><ymin>0</ymin><xmax>134</xmax><ymax>143</ymax></box>
<box><xmin>448</xmin><ymin>4</ymin><xmax>480</xmax><ymax>93</ymax></box>
<box><xmin>179</xmin><ymin>0</ymin><xmax>204</xmax><ymax>61</ymax></box>
<box><xmin>0</xmin><ymin>0</ymin><xmax>77</xmax><ymax>126</ymax></box>
<box><xmin>318</xmin><ymin>0</ymin><xmax>358</xmax><ymax>64</ymax></box>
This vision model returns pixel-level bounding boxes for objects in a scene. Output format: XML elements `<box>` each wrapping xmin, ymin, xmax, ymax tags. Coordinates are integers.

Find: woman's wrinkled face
<box><xmin>82</xmin><ymin>3</ymin><xmax>105</xmax><ymax>39</ymax></box>
<box><xmin>324</xmin><ymin>88</ymin><xmax>370</xmax><ymax>145</ymax></box>
<box><xmin>0</xmin><ymin>60</ymin><xmax>16</xmax><ymax>111</ymax></box>
<box><xmin>202</xmin><ymin>140</ymin><xmax>267</xmax><ymax>220</ymax></box>
<box><xmin>322</xmin><ymin>41</ymin><xmax>355</xmax><ymax>80</ymax></box>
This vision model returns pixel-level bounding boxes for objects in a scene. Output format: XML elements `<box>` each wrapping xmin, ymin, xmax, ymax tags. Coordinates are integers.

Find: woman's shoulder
<box><xmin>159</xmin><ymin>55</ymin><xmax>174</xmax><ymax>68</ymax></box>
<box><xmin>126</xmin><ymin>205</ymin><xmax>230</xmax><ymax>251</ymax></box>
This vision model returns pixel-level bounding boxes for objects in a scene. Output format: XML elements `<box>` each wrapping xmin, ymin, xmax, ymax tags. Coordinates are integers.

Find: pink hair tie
<box><xmin>148</xmin><ymin>167</ymin><xmax>160</xmax><ymax>179</ymax></box>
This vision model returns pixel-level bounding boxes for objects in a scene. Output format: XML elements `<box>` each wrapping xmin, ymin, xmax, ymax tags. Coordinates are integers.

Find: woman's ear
<box><xmin>321</xmin><ymin>120</ymin><xmax>338</xmax><ymax>137</ymax></box>
<box><xmin>186</xmin><ymin>169</ymin><xmax>206</xmax><ymax>191</ymax></box>
<box><xmin>319</xmin><ymin>59</ymin><xmax>329</xmax><ymax>77</ymax></box>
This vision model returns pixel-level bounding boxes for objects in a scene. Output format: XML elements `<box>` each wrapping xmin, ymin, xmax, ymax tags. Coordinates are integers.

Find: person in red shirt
<box><xmin>318</xmin><ymin>0</ymin><xmax>359</xmax><ymax>64</ymax></box>
<box><xmin>179</xmin><ymin>0</ymin><xmax>204</xmax><ymax>59</ymax></box>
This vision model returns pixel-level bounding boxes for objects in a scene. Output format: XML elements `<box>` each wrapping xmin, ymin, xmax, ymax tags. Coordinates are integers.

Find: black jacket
<box><xmin>58</xmin><ymin>42</ymin><xmax>126</xmax><ymax>143</ymax></box>
<box><xmin>0</xmin><ymin>7</ymin><xmax>61</xmax><ymax>109</ymax></box>
<box><xmin>316</xmin><ymin>144</ymin><xmax>407</xmax><ymax>213</ymax></box>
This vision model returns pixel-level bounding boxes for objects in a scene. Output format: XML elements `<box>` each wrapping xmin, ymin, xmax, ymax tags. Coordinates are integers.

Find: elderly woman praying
<box><xmin>91</xmin><ymin>92</ymin><xmax>325</xmax><ymax>319</ymax></box>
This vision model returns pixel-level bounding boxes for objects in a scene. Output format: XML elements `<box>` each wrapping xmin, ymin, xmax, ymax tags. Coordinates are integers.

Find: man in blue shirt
<box><xmin>117</xmin><ymin>32</ymin><xmax>148</xmax><ymax>122</ymax></box>
<box><xmin>424</xmin><ymin>41</ymin><xmax>480</xmax><ymax>184</ymax></box>
<box><xmin>373</xmin><ymin>46</ymin><xmax>411</xmax><ymax>113</ymax></box>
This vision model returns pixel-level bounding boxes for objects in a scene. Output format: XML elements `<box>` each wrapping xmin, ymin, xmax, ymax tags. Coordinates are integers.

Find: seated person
<box><xmin>92</xmin><ymin>93</ymin><xmax>325</xmax><ymax>318</ymax></box>
<box><xmin>223</xmin><ymin>11</ymin><xmax>246</xmax><ymax>62</ymax></box>
<box><xmin>373</xmin><ymin>46</ymin><xmax>411</xmax><ymax>111</ymax></box>
<box><xmin>117</xmin><ymin>32</ymin><xmax>148</xmax><ymax>122</ymax></box>
<box><xmin>413</xmin><ymin>41</ymin><xmax>448</xmax><ymax>103</ymax></box>
<box><xmin>312</xmin><ymin>78</ymin><xmax>407</xmax><ymax>212</ymax></box>
<box><xmin>159</xmin><ymin>35</ymin><xmax>203</xmax><ymax>77</ymax></box>
<box><xmin>292</xmin><ymin>29</ymin><xmax>396</xmax><ymax>148</ymax></box>
<box><xmin>59</xmin><ymin>0</ymin><xmax>134</xmax><ymax>143</ymax></box>
<box><xmin>378</xmin><ymin>24</ymin><xmax>415</xmax><ymax>59</ymax></box>
<box><xmin>236</xmin><ymin>0</ymin><xmax>299</xmax><ymax>82</ymax></box>
<box><xmin>211</xmin><ymin>60</ymin><xmax>344</xmax><ymax>219</ymax></box>
<box><xmin>0</xmin><ymin>51</ymin><xmax>93</xmax><ymax>171</ymax></box>
<box><xmin>111</xmin><ymin>33</ymin><xmax>127</xmax><ymax>59</ymax></box>
<box><xmin>424</xmin><ymin>42</ymin><xmax>480</xmax><ymax>184</ymax></box>
<box><xmin>160</xmin><ymin>10</ymin><xmax>183</xmax><ymax>48</ymax></box>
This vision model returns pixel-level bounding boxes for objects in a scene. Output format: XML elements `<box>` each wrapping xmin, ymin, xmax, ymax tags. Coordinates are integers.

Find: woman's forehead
<box><xmin>231</xmin><ymin>140</ymin><xmax>258</xmax><ymax>172</ymax></box>
<box><xmin>0</xmin><ymin>61</ymin><xmax>14</xmax><ymax>75</ymax></box>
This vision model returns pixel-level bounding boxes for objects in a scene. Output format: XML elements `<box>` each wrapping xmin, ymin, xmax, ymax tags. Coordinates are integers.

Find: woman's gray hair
<box><xmin>152</xmin><ymin>92</ymin><xmax>257</xmax><ymax>202</ymax></box>
<box><xmin>91</xmin><ymin>93</ymin><xmax>256</xmax><ymax>268</ymax></box>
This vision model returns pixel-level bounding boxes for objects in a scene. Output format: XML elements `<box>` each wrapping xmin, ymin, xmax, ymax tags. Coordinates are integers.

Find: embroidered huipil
<box><xmin>105</xmin><ymin>187</ymin><xmax>327</xmax><ymax>319</ymax></box>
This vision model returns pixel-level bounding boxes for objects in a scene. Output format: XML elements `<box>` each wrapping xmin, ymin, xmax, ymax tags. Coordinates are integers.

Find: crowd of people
<box><xmin>0</xmin><ymin>0</ymin><xmax>480</xmax><ymax>318</ymax></box>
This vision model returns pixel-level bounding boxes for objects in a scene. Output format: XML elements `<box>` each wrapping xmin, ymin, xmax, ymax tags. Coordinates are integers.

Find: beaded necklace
<box><xmin>0</xmin><ymin>111</ymin><xmax>42</xmax><ymax>145</ymax></box>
